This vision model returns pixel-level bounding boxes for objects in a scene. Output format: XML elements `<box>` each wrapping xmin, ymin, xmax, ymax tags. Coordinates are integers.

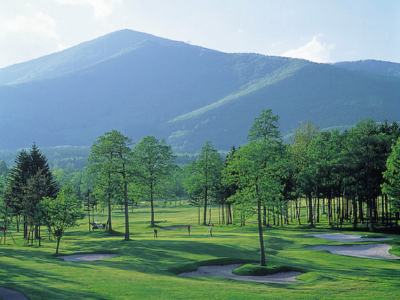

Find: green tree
<box><xmin>196</xmin><ymin>141</ymin><xmax>224</xmax><ymax>225</ymax></box>
<box><xmin>134</xmin><ymin>136</ymin><xmax>175</xmax><ymax>227</ymax></box>
<box><xmin>3</xmin><ymin>150</ymin><xmax>30</xmax><ymax>233</ymax></box>
<box><xmin>382</xmin><ymin>137</ymin><xmax>400</xmax><ymax>213</ymax></box>
<box><xmin>247</xmin><ymin>109</ymin><xmax>280</xmax><ymax>142</ymax></box>
<box><xmin>224</xmin><ymin>109</ymin><xmax>283</xmax><ymax>266</ymax></box>
<box><xmin>89</xmin><ymin>130</ymin><xmax>134</xmax><ymax>240</ymax></box>
<box><xmin>183</xmin><ymin>161</ymin><xmax>204</xmax><ymax>224</ymax></box>
<box><xmin>37</xmin><ymin>184</ymin><xmax>84</xmax><ymax>254</ymax></box>
<box><xmin>247</xmin><ymin>109</ymin><xmax>281</xmax><ymax>225</ymax></box>
<box><xmin>224</xmin><ymin>141</ymin><xmax>282</xmax><ymax>266</ymax></box>
<box><xmin>4</xmin><ymin>145</ymin><xmax>58</xmax><ymax>237</ymax></box>
<box><xmin>0</xmin><ymin>161</ymin><xmax>8</xmax><ymax>177</ymax></box>
<box><xmin>289</xmin><ymin>120</ymin><xmax>320</xmax><ymax>225</ymax></box>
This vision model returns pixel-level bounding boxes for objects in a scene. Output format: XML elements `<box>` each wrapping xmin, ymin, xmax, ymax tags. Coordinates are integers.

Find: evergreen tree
<box><xmin>4</xmin><ymin>144</ymin><xmax>59</xmax><ymax>236</ymax></box>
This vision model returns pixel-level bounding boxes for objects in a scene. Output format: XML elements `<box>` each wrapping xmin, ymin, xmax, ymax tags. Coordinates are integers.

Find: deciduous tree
<box><xmin>134</xmin><ymin>136</ymin><xmax>175</xmax><ymax>227</ymax></box>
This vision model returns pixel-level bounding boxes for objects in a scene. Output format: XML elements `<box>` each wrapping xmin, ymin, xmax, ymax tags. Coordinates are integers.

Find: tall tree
<box><xmin>196</xmin><ymin>141</ymin><xmax>224</xmax><ymax>225</ymax></box>
<box><xmin>247</xmin><ymin>109</ymin><xmax>281</xmax><ymax>225</ymax></box>
<box><xmin>3</xmin><ymin>150</ymin><xmax>30</xmax><ymax>233</ymax></box>
<box><xmin>289</xmin><ymin>120</ymin><xmax>320</xmax><ymax>225</ymax></box>
<box><xmin>89</xmin><ymin>130</ymin><xmax>134</xmax><ymax>240</ymax></box>
<box><xmin>382</xmin><ymin>137</ymin><xmax>400</xmax><ymax>214</ymax></box>
<box><xmin>134</xmin><ymin>136</ymin><xmax>175</xmax><ymax>227</ymax></box>
<box><xmin>4</xmin><ymin>145</ymin><xmax>58</xmax><ymax>236</ymax></box>
<box><xmin>224</xmin><ymin>109</ymin><xmax>283</xmax><ymax>266</ymax></box>
<box><xmin>224</xmin><ymin>141</ymin><xmax>282</xmax><ymax>266</ymax></box>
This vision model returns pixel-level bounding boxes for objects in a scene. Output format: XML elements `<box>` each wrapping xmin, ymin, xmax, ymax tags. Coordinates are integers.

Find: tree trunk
<box><xmin>203</xmin><ymin>187</ymin><xmax>208</xmax><ymax>225</ymax></box>
<box><xmin>56</xmin><ymin>238</ymin><xmax>61</xmax><ymax>254</ymax></box>
<box><xmin>23</xmin><ymin>217</ymin><xmax>28</xmax><ymax>239</ymax></box>
<box><xmin>369</xmin><ymin>198</ymin><xmax>374</xmax><ymax>232</ymax></box>
<box><xmin>263</xmin><ymin>206</ymin><xmax>267</xmax><ymax>226</ymax></box>
<box><xmin>308</xmin><ymin>193</ymin><xmax>313</xmax><ymax>226</ymax></box>
<box><xmin>296</xmin><ymin>199</ymin><xmax>301</xmax><ymax>225</ymax></box>
<box><xmin>353</xmin><ymin>196</ymin><xmax>358</xmax><ymax>229</ymax></box>
<box><xmin>123</xmin><ymin>173</ymin><xmax>130</xmax><ymax>241</ymax></box>
<box><xmin>328</xmin><ymin>196</ymin><xmax>331</xmax><ymax>225</ymax></box>
<box><xmin>385</xmin><ymin>194</ymin><xmax>389</xmax><ymax>224</ymax></box>
<box><xmin>208</xmin><ymin>198</ymin><xmax>212</xmax><ymax>225</ymax></box>
<box><xmin>256</xmin><ymin>186</ymin><xmax>266</xmax><ymax>266</ymax></box>
<box><xmin>108</xmin><ymin>198</ymin><xmax>112</xmax><ymax>231</ymax></box>
<box><xmin>221</xmin><ymin>202</ymin><xmax>225</xmax><ymax>225</ymax></box>
<box><xmin>150</xmin><ymin>183</ymin><xmax>155</xmax><ymax>227</ymax></box>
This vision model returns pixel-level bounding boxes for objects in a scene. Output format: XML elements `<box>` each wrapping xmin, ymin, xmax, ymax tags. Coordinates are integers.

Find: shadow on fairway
<box><xmin>0</xmin><ymin>249</ymin><xmax>108</xmax><ymax>299</ymax></box>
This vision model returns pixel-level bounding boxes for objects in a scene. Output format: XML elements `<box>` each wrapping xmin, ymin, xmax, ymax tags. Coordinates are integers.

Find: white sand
<box><xmin>178</xmin><ymin>264</ymin><xmax>303</xmax><ymax>283</ymax></box>
<box><xmin>59</xmin><ymin>254</ymin><xmax>117</xmax><ymax>262</ymax></box>
<box><xmin>305</xmin><ymin>233</ymin><xmax>392</xmax><ymax>243</ymax></box>
<box><xmin>307</xmin><ymin>243</ymin><xmax>400</xmax><ymax>259</ymax></box>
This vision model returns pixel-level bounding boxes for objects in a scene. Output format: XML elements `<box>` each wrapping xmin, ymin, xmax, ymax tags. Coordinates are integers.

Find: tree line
<box><xmin>1</xmin><ymin>110</ymin><xmax>400</xmax><ymax>260</ymax></box>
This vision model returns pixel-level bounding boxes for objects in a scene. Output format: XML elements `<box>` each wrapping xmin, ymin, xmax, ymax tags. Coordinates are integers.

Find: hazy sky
<box><xmin>1</xmin><ymin>0</ymin><xmax>399</xmax><ymax>68</ymax></box>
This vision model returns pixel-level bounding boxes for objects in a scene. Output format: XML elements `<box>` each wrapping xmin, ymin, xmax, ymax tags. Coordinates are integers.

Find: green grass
<box><xmin>232</xmin><ymin>264</ymin><xmax>302</xmax><ymax>276</ymax></box>
<box><xmin>1</xmin><ymin>201</ymin><xmax>400</xmax><ymax>299</ymax></box>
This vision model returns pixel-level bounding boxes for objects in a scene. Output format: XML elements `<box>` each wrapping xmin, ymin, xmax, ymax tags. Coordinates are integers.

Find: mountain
<box><xmin>0</xmin><ymin>29</ymin><xmax>190</xmax><ymax>86</ymax></box>
<box><xmin>334</xmin><ymin>60</ymin><xmax>400</xmax><ymax>77</ymax></box>
<box><xmin>0</xmin><ymin>29</ymin><xmax>399</xmax><ymax>152</ymax></box>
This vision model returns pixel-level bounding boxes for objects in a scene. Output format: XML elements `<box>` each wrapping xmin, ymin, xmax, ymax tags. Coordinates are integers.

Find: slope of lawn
<box><xmin>1</xmin><ymin>201</ymin><xmax>400</xmax><ymax>299</ymax></box>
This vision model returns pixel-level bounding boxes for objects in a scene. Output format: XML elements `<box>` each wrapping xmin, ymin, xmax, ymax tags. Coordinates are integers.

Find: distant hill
<box><xmin>0</xmin><ymin>30</ymin><xmax>399</xmax><ymax>152</ymax></box>
<box><xmin>334</xmin><ymin>60</ymin><xmax>400</xmax><ymax>77</ymax></box>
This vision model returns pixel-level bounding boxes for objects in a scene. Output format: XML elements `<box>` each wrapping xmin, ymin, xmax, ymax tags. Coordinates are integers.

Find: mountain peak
<box><xmin>0</xmin><ymin>29</ymin><xmax>190</xmax><ymax>85</ymax></box>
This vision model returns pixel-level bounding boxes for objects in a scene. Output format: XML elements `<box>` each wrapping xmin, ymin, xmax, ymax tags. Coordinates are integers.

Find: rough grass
<box><xmin>232</xmin><ymin>264</ymin><xmax>301</xmax><ymax>276</ymax></box>
<box><xmin>1</xmin><ymin>201</ymin><xmax>400</xmax><ymax>299</ymax></box>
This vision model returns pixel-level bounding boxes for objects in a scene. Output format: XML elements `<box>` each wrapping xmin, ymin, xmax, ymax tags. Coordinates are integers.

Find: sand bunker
<box><xmin>59</xmin><ymin>254</ymin><xmax>117</xmax><ymax>262</ymax></box>
<box><xmin>179</xmin><ymin>264</ymin><xmax>303</xmax><ymax>283</ymax></box>
<box><xmin>307</xmin><ymin>244</ymin><xmax>400</xmax><ymax>259</ymax></box>
<box><xmin>305</xmin><ymin>233</ymin><xmax>392</xmax><ymax>243</ymax></box>
<box><xmin>0</xmin><ymin>287</ymin><xmax>28</xmax><ymax>300</ymax></box>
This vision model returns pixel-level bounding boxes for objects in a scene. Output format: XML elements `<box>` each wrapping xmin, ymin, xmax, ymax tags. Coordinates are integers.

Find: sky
<box><xmin>0</xmin><ymin>0</ymin><xmax>399</xmax><ymax>68</ymax></box>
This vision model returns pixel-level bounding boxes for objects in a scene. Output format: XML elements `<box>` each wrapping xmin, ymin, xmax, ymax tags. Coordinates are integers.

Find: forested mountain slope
<box><xmin>334</xmin><ymin>60</ymin><xmax>400</xmax><ymax>77</ymax></box>
<box><xmin>0</xmin><ymin>29</ymin><xmax>190</xmax><ymax>85</ymax></box>
<box><xmin>0</xmin><ymin>30</ymin><xmax>399</xmax><ymax>152</ymax></box>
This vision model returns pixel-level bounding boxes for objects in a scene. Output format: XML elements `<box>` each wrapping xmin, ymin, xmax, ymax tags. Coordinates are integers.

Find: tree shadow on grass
<box><xmin>283</xmin><ymin>247</ymin><xmax>400</xmax><ymax>287</ymax></box>
<box><xmin>69</xmin><ymin>238</ymin><xmax>259</xmax><ymax>275</ymax></box>
<box><xmin>0</xmin><ymin>250</ymin><xmax>108</xmax><ymax>299</ymax></box>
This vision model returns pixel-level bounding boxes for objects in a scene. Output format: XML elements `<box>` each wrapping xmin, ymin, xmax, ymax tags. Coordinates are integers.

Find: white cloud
<box><xmin>281</xmin><ymin>34</ymin><xmax>334</xmax><ymax>63</ymax></box>
<box><xmin>54</xmin><ymin>0</ymin><xmax>120</xmax><ymax>20</ymax></box>
<box><xmin>0</xmin><ymin>12</ymin><xmax>59</xmax><ymax>39</ymax></box>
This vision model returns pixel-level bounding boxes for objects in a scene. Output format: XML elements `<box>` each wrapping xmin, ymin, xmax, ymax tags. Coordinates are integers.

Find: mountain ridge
<box><xmin>0</xmin><ymin>30</ymin><xmax>399</xmax><ymax>152</ymax></box>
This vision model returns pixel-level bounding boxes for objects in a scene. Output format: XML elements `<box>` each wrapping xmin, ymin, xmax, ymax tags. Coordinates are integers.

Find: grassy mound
<box><xmin>232</xmin><ymin>264</ymin><xmax>299</xmax><ymax>276</ymax></box>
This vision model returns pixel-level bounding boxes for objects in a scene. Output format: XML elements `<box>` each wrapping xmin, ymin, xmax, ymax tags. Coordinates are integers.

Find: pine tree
<box><xmin>4</xmin><ymin>144</ymin><xmax>59</xmax><ymax>237</ymax></box>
